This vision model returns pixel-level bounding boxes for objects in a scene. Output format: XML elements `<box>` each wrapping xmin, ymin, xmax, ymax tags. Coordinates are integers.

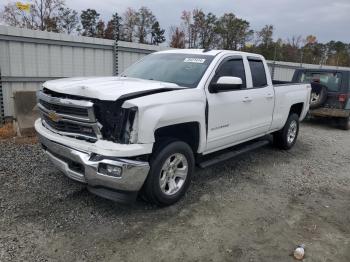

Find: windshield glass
<box><xmin>122</xmin><ymin>53</ymin><xmax>214</xmax><ymax>88</ymax></box>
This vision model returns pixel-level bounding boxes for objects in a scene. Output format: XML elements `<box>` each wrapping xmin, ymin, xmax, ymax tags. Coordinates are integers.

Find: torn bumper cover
<box><xmin>35</xmin><ymin>119</ymin><xmax>151</xmax><ymax>203</ymax></box>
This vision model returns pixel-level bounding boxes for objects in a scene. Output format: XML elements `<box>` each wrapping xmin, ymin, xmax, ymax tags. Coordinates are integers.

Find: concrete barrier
<box><xmin>13</xmin><ymin>91</ymin><xmax>38</xmax><ymax>136</ymax></box>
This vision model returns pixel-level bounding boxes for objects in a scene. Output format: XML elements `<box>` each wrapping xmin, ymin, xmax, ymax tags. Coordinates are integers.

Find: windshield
<box><xmin>122</xmin><ymin>53</ymin><xmax>214</xmax><ymax>88</ymax></box>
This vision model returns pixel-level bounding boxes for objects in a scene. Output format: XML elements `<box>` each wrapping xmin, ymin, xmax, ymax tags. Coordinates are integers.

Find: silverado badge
<box><xmin>48</xmin><ymin>111</ymin><xmax>61</xmax><ymax>122</ymax></box>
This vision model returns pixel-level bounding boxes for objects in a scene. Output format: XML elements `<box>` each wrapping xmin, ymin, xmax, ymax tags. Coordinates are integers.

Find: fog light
<box><xmin>98</xmin><ymin>163</ymin><xmax>122</xmax><ymax>178</ymax></box>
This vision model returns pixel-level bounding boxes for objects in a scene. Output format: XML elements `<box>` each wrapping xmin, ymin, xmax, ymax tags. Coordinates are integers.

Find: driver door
<box><xmin>205</xmin><ymin>56</ymin><xmax>258</xmax><ymax>152</ymax></box>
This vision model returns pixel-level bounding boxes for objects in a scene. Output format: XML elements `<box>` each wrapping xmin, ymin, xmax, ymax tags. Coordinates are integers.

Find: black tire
<box><xmin>142</xmin><ymin>140</ymin><xmax>194</xmax><ymax>206</ymax></box>
<box><xmin>273</xmin><ymin>113</ymin><xmax>300</xmax><ymax>150</ymax></box>
<box><xmin>310</xmin><ymin>85</ymin><xmax>327</xmax><ymax>109</ymax></box>
<box><xmin>339</xmin><ymin>117</ymin><xmax>350</xmax><ymax>130</ymax></box>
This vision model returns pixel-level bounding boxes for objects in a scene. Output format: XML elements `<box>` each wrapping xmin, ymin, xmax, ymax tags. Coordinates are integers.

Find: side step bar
<box><xmin>198</xmin><ymin>139</ymin><xmax>270</xmax><ymax>168</ymax></box>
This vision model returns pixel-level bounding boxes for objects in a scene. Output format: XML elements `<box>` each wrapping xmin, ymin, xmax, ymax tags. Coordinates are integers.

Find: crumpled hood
<box><xmin>43</xmin><ymin>77</ymin><xmax>182</xmax><ymax>101</ymax></box>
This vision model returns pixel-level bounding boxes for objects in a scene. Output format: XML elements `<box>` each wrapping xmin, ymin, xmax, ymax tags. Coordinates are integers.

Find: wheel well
<box><xmin>154</xmin><ymin>122</ymin><xmax>200</xmax><ymax>153</ymax></box>
<box><xmin>290</xmin><ymin>103</ymin><xmax>304</xmax><ymax>117</ymax></box>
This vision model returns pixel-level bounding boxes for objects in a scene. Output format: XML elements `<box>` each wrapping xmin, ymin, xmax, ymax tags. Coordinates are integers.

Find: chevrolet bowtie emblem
<box><xmin>48</xmin><ymin>111</ymin><xmax>61</xmax><ymax>122</ymax></box>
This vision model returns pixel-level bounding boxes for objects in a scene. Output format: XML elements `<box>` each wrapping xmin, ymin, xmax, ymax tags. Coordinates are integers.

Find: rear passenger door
<box><xmin>246</xmin><ymin>57</ymin><xmax>275</xmax><ymax>135</ymax></box>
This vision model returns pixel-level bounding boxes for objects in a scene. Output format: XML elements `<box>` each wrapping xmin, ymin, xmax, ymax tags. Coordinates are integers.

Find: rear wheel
<box><xmin>273</xmin><ymin>113</ymin><xmax>300</xmax><ymax>150</ymax></box>
<box><xmin>339</xmin><ymin>117</ymin><xmax>350</xmax><ymax>130</ymax></box>
<box><xmin>142</xmin><ymin>140</ymin><xmax>194</xmax><ymax>206</ymax></box>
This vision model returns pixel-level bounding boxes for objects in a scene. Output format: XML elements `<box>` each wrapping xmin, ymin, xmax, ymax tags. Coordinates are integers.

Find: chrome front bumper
<box><xmin>37</xmin><ymin>132</ymin><xmax>150</xmax><ymax>201</ymax></box>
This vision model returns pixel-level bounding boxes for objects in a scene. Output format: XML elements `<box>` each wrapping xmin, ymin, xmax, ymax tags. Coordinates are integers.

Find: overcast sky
<box><xmin>67</xmin><ymin>0</ymin><xmax>349</xmax><ymax>43</ymax></box>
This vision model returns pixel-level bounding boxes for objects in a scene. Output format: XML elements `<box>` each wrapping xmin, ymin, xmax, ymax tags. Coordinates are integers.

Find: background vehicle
<box><xmin>35</xmin><ymin>49</ymin><xmax>311</xmax><ymax>206</ymax></box>
<box><xmin>291</xmin><ymin>69</ymin><xmax>350</xmax><ymax>130</ymax></box>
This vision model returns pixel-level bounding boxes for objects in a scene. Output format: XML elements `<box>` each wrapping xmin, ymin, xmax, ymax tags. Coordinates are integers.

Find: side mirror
<box><xmin>209</xmin><ymin>76</ymin><xmax>243</xmax><ymax>93</ymax></box>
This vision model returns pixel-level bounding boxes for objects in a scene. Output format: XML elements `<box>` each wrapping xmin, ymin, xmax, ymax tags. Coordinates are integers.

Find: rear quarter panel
<box><xmin>270</xmin><ymin>84</ymin><xmax>311</xmax><ymax>131</ymax></box>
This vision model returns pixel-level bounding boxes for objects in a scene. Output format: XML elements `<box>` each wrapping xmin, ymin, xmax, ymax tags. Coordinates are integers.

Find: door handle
<box><xmin>242</xmin><ymin>97</ymin><xmax>252</xmax><ymax>102</ymax></box>
<box><xmin>265</xmin><ymin>93</ymin><xmax>274</xmax><ymax>99</ymax></box>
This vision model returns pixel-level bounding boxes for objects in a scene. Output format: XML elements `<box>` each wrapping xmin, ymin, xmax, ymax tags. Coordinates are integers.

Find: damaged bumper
<box><xmin>35</xmin><ymin>119</ymin><xmax>152</xmax><ymax>203</ymax></box>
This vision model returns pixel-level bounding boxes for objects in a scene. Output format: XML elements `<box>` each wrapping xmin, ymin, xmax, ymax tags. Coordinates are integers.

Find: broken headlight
<box><xmin>94</xmin><ymin>101</ymin><xmax>137</xmax><ymax>144</ymax></box>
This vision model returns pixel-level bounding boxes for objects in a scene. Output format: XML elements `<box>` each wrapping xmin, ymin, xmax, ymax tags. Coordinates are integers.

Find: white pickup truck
<box><xmin>35</xmin><ymin>49</ymin><xmax>311</xmax><ymax>206</ymax></box>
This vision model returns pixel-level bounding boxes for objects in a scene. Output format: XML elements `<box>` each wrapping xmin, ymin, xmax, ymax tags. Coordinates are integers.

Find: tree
<box><xmin>80</xmin><ymin>9</ymin><xmax>100</xmax><ymax>37</ymax></box>
<box><xmin>136</xmin><ymin>6</ymin><xmax>155</xmax><ymax>44</ymax></box>
<box><xmin>181</xmin><ymin>10</ymin><xmax>192</xmax><ymax>48</ymax></box>
<box><xmin>1</xmin><ymin>0</ymin><xmax>65</xmax><ymax>32</ymax></box>
<box><xmin>170</xmin><ymin>26</ymin><xmax>185</xmax><ymax>48</ymax></box>
<box><xmin>325</xmin><ymin>41</ymin><xmax>350</xmax><ymax>66</ymax></box>
<box><xmin>32</xmin><ymin>0</ymin><xmax>65</xmax><ymax>31</ymax></box>
<box><xmin>57</xmin><ymin>7</ymin><xmax>80</xmax><ymax>34</ymax></box>
<box><xmin>95</xmin><ymin>20</ymin><xmax>105</xmax><ymax>38</ymax></box>
<box><xmin>122</xmin><ymin>7</ymin><xmax>138</xmax><ymax>42</ymax></box>
<box><xmin>104</xmin><ymin>13</ymin><xmax>122</xmax><ymax>40</ymax></box>
<box><xmin>255</xmin><ymin>25</ymin><xmax>274</xmax><ymax>58</ymax></box>
<box><xmin>256</xmin><ymin>25</ymin><xmax>274</xmax><ymax>48</ymax></box>
<box><xmin>282</xmin><ymin>35</ymin><xmax>304</xmax><ymax>62</ymax></box>
<box><xmin>193</xmin><ymin>10</ymin><xmax>217</xmax><ymax>49</ymax></box>
<box><xmin>215</xmin><ymin>13</ymin><xmax>253</xmax><ymax>50</ymax></box>
<box><xmin>151</xmin><ymin>21</ymin><xmax>165</xmax><ymax>45</ymax></box>
<box><xmin>179</xmin><ymin>9</ymin><xmax>218</xmax><ymax>49</ymax></box>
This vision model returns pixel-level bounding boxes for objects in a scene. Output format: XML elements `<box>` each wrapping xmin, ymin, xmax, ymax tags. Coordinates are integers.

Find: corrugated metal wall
<box><xmin>0</xmin><ymin>26</ymin><xmax>164</xmax><ymax>120</ymax></box>
<box><xmin>0</xmin><ymin>26</ymin><xmax>115</xmax><ymax>119</ymax></box>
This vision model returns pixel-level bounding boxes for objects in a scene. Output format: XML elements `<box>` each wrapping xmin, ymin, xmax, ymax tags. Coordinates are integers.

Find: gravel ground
<box><xmin>0</xmin><ymin>120</ymin><xmax>349</xmax><ymax>262</ymax></box>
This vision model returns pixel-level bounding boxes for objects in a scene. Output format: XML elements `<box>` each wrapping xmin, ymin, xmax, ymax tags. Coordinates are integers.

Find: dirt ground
<box><xmin>0</xmin><ymin>120</ymin><xmax>349</xmax><ymax>262</ymax></box>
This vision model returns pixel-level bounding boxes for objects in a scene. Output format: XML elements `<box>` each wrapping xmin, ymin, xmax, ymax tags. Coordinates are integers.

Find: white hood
<box><xmin>43</xmin><ymin>77</ymin><xmax>182</xmax><ymax>101</ymax></box>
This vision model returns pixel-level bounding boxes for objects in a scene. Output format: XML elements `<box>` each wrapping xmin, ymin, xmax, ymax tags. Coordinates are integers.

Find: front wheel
<box><xmin>273</xmin><ymin>113</ymin><xmax>300</xmax><ymax>150</ymax></box>
<box><xmin>142</xmin><ymin>140</ymin><xmax>194</xmax><ymax>206</ymax></box>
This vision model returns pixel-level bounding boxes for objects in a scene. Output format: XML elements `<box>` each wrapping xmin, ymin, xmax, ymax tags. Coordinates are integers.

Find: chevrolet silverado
<box><xmin>35</xmin><ymin>49</ymin><xmax>311</xmax><ymax>206</ymax></box>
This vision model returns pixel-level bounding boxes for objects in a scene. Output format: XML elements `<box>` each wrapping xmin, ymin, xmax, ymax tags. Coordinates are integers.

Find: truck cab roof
<box><xmin>157</xmin><ymin>49</ymin><xmax>264</xmax><ymax>59</ymax></box>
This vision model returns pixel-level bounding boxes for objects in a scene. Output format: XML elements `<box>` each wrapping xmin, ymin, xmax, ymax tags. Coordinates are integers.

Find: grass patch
<box><xmin>0</xmin><ymin>123</ymin><xmax>16</xmax><ymax>139</ymax></box>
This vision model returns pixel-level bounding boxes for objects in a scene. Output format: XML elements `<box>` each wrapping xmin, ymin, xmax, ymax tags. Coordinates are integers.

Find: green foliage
<box><xmin>104</xmin><ymin>13</ymin><xmax>122</xmax><ymax>40</ymax></box>
<box><xmin>215</xmin><ymin>13</ymin><xmax>253</xmax><ymax>50</ymax></box>
<box><xmin>151</xmin><ymin>21</ymin><xmax>165</xmax><ymax>45</ymax></box>
<box><xmin>57</xmin><ymin>7</ymin><xmax>80</xmax><ymax>34</ymax></box>
<box><xmin>136</xmin><ymin>6</ymin><xmax>156</xmax><ymax>44</ymax></box>
<box><xmin>80</xmin><ymin>9</ymin><xmax>100</xmax><ymax>37</ymax></box>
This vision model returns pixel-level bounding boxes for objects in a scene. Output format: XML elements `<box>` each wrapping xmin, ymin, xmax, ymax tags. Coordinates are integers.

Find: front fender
<box><xmin>123</xmin><ymin>89</ymin><xmax>207</xmax><ymax>153</ymax></box>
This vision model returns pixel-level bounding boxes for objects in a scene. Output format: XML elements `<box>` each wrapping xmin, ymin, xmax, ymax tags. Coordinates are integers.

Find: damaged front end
<box><xmin>38</xmin><ymin>88</ymin><xmax>138</xmax><ymax>145</ymax></box>
<box><xmin>94</xmin><ymin>101</ymin><xmax>138</xmax><ymax>144</ymax></box>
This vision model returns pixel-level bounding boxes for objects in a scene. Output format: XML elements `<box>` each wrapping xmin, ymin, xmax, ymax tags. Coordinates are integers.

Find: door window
<box><xmin>213</xmin><ymin>59</ymin><xmax>247</xmax><ymax>88</ymax></box>
<box><xmin>248</xmin><ymin>60</ymin><xmax>268</xmax><ymax>87</ymax></box>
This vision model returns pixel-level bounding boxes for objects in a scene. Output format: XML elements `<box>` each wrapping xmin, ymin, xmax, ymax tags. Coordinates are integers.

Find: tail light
<box><xmin>338</xmin><ymin>94</ymin><xmax>348</xmax><ymax>102</ymax></box>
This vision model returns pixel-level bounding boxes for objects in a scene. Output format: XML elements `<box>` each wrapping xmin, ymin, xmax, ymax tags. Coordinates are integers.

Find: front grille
<box><xmin>39</xmin><ymin>99</ymin><xmax>88</xmax><ymax>117</ymax></box>
<box><xmin>38</xmin><ymin>91</ymin><xmax>100</xmax><ymax>142</ymax></box>
<box><xmin>43</xmin><ymin>115</ymin><xmax>96</xmax><ymax>138</ymax></box>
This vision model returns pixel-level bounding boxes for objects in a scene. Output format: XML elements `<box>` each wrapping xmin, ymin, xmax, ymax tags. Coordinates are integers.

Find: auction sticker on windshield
<box><xmin>184</xmin><ymin>58</ymin><xmax>206</xmax><ymax>63</ymax></box>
